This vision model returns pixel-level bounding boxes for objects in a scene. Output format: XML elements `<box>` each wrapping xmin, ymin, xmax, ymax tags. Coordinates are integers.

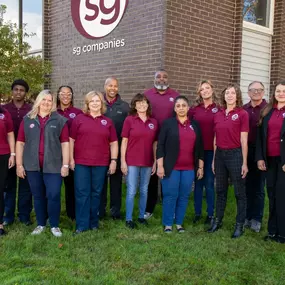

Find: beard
<box><xmin>154</xmin><ymin>83</ymin><xmax>169</xmax><ymax>91</ymax></box>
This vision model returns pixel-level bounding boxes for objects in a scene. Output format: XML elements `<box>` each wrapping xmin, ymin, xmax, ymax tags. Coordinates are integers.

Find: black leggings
<box><xmin>0</xmin><ymin>154</ymin><xmax>10</xmax><ymax>224</ymax></box>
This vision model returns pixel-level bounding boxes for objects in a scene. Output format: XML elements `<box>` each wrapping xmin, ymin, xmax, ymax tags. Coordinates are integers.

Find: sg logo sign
<box><xmin>71</xmin><ymin>0</ymin><xmax>129</xmax><ymax>39</ymax></box>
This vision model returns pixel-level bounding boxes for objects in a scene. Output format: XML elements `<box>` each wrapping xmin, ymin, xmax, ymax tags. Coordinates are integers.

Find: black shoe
<box><xmin>232</xmin><ymin>223</ymin><xmax>244</xmax><ymax>239</ymax></box>
<box><xmin>204</xmin><ymin>216</ymin><xmax>213</xmax><ymax>225</ymax></box>
<box><xmin>112</xmin><ymin>215</ymin><xmax>122</xmax><ymax>221</ymax></box>
<box><xmin>0</xmin><ymin>228</ymin><xmax>7</xmax><ymax>236</ymax></box>
<box><xmin>73</xmin><ymin>229</ymin><xmax>84</xmax><ymax>236</ymax></box>
<box><xmin>126</xmin><ymin>221</ymin><xmax>137</xmax><ymax>229</ymax></box>
<box><xmin>275</xmin><ymin>235</ymin><xmax>285</xmax><ymax>244</ymax></box>
<box><xmin>193</xmin><ymin>215</ymin><xmax>201</xmax><ymax>224</ymax></box>
<box><xmin>207</xmin><ymin>218</ymin><xmax>222</xmax><ymax>233</ymax></box>
<box><xmin>21</xmin><ymin>220</ymin><xmax>32</xmax><ymax>226</ymax></box>
<box><xmin>137</xmin><ymin>218</ymin><xmax>148</xmax><ymax>225</ymax></box>
<box><xmin>264</xmin><ymin>234</ymin><xmax>277</xmax><ymax>242</ymax></box>
<box><xmin>91</xmin><ymin>227</ymin><xmax>99</xmax><ymax>231</ymax></box>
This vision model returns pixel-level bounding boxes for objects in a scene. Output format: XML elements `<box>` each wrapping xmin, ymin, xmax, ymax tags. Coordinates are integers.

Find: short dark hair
<box><xmin>220</xmin><ymin>83</ymin><xmax>243</xmax><ymax>108</ymax></box>
<box><xmin>56</xmin><ymin>85</ymin><xmax>74</xmax><ymax>107</ymax></box>
<box><xmin>129</xmin><ymin>93</ymin><xmax>152</xmax><ymax>117</ymax></box>
<box><xmin>172</xmin><ymin>95</ymin><xmax>190</xmax><ymax>116</ymax></box>
<box><xmin>11</xmin><ymin>79</ymin><xmax>29</xmax><ymax>92</ymax></box>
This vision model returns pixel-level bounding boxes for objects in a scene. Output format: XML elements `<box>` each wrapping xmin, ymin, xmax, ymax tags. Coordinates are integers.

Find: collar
<box><xmin>273</xmin><ymin>104</ymin><xmax>285</xmax><ymax>111</ymax></box>
<box><xmin>57</xmin><ymin>105</ymin><xmax>72</xmax><ymax>112</ymax></box>
<box><xmin>104</xmin><ymin>94</ymin><xmax>119</xmax><ymax>106</ymax></box>
<box><xmin>176</xmin><ymin>117</ymin><xmax>190</xmax><ymax>126</ymax></box>
<box><xmin>245</xmin><ymin>99</ymin><xmax>267</xmax><ymax>109</ymax></box>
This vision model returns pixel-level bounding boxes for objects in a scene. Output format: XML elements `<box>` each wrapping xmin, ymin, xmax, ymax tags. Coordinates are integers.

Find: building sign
<box><xmin>71</xmin><ymin>0</ymin><xmax>129</xmax><ymax>39</ymax></box>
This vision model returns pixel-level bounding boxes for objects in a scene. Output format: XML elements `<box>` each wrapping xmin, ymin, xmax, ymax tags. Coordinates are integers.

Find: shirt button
<box><xmin>281</xmin><ymin>139</ymin><xmax>283</xmax><ymax>142</ymax></box>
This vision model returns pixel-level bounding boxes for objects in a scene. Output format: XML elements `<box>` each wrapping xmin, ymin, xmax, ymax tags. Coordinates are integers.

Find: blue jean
<box><xmin>126</xmin><ymin>166</ymin><xmax>152</xmax><ymax>221</ymax></box>
<box><xmin>194</xmin><ymin>150</ymin><xmax>215</xmax><ymax>217</ymax></box>
<box><xmin>74</xmin><ymin>165</ymin><xmax>108</xmax><ymax>231</ymax></box>
<box><xmin>26</xmin><ymin>171</ymin><xmax>62</xmax><ymax>228</ymax></box>
<box><xmin>4</xmin><ymin>166</ymin><xmax>32</xmax><ymax>223</ymax></box>
<box><xmin>161</xmin><ymin>170</ymin><xmax>195</xmax><ymax>226</ymax></box>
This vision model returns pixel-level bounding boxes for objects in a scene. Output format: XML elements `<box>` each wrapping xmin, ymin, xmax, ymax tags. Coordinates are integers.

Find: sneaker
<box><xmin>0</xmin><ymin>228</ymin><xmax>7</xmax><ymax>236</ymax></box>
<box><xmin>250</xmin><ymin>219</ymin><xmax>261</xmax><ymax>233</ymax></box>
<box><xmin>31</xmin><ymin>226</ymin><xmax>45</xmax><ymax>235</ymax></box>
<box><xmin>138</xmin><ymin>218</ymin><xmax>148</xmax><ymax>225</ymax></box>
<box><xmin>51</xmin><ymin>227</ymin><xmax>62</xmax><ymax>237</ymax></box>
<box><xmin>244</xmin><ymin>219</ymin><xmax>251</xmax><ymax>228</ymax></box>
<box><xmin>176</xmin><ymin>226</ymin><xmax>185</xmax><ymax>233</ymax></box>
<box><xmin>193</xmin><ymin>215</ymin><xmax>201</xmax><ymax>224</ymax></box>
<box><xmin>204</xmin><ymin>216</ymin><xmax>213</xmax><ymax>225</ymax></box>
<box><xmin>126</xmin><ymin>221</ymin><xmax>137</xmax><ymax>229</ymax></box>
<box><xmin>164</xmin><ymin>226</ymin><xmax>172</xmax><ymax>233</ymax></box>
<box><xmin>144</xmin><ymin>212</ymin><xmax>153</xmax><ymax>220</ymax></box>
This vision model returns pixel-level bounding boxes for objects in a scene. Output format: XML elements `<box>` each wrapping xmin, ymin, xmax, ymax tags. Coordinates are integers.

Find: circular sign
<box><xmin>71</xmin><ymin>0</ymin><xmax>129</xmax><ymax>39</ymax></box>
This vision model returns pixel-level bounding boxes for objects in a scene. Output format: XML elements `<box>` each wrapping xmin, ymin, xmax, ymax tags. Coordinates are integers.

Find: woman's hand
<box><xmin>157</xmin><ymin>165</ymin><xmax>165</xmax><ymax>179</ymax></box>
<box><xmin>241</xmin><ymin>164</ymin><xmax>248</xmax><ymax>179</ymax></box>
<box><xmin>8</xmin><ymin>155</ymin><xmax>15</xmax><ymax>169</ymax></box>
<box><xmin>211</xmin><ymin>160</ymin><xmax>215</xmax><ymax>175</ymax></box>
<box><xmin>151</xmin><ymin>161</ymin><xmax>157</xmax><ymax>175</ymax></box>
<box><xmin>61</xmin><ymin>166</ymin><xmax>69</xmax><ymax>177</ymax></box>
<box><xmin>69</xmin><ymin>158</ymin><xmax>75</xmax><ymax>171</ymax></box>
<box><xmin>197</xmin><ymin>168</ymin><xmax>203</xmax><ymax>180</ymax></box>
<box><xmin>282</xmin><ymin>164</ymin><xmax>285</xmax><ymax>173</ymax></box>
<box><xmin>109</xmin><ymin>160</ymin><xmax>117</xmax><ymax>175</ymax></box>
<box><xmin>16</xmin><ymin>165</ymin><xmax>26</xmax><ymax>179</ymax></box>
<box><xmin>257</xmin><ymin>160</ymin><xmax>266</xmax><ymax>171</ymax></box>
<box><xmin>121</xmin><ymin>160</ymin><xmax>128</xmax><ymax>176</ymax></box>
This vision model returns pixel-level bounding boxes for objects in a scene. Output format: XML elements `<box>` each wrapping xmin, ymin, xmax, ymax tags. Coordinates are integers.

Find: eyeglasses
<box><xmin>59</xmin><ymin>92</ymin><xmax>72</xmax><ymax>97</ymax></box>
<box><xmin>249</xmin><ymin>88</ymin><xmax>264</xmax><ymax>93</ymax></box>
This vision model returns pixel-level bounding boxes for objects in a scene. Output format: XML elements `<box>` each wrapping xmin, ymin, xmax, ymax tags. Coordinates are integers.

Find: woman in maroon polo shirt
<box><xmin>16</xmin><ymin>90</ymin><xmax>69</xmax><ymax>237</ymax></box>
<box><xmin>256</xmin><ymin>80</ymin><xmax>285</xmax><ymax>243</ymax></box>
<box><xmin>189</xmin><ymin>80</ymin><xmax>218</xmax><ymax>225</ymax></box>
<box><xmin>57</xmin><ymin>85</ymin><xmax>83</xmax><ymax>221</ymax></box>
<box><xmin>70</xmin><ymin>91</ymin><xmax>118</xmax><ymax>234</ymax></box>
<box><xmin>0</xmin><ymin>107</ymin><xmax>15</xmax><ymax>235</ymax></box>
<box><xmin>208</xmin><ymin>83</ymin><xmax>249</xmax><ymax>238</ymax></box>
<box><xmin>157</xmin><ymin>95</ymin><xmax>204</xmax><ymax>233</ymax></box>
<box><xmin>121</xmin><ymin>93</ymin><xmax>158</xmax><ymax>229</ymax></box>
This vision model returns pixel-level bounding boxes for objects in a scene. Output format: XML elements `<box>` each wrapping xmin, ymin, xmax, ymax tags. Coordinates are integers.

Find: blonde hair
<box><xmin>28</xmin><ymin>90</ymin><xmax>56</xmax><ymax>119</ymax></box>
<box><xmin>194</xmin><ymin>80</ymin><xmax>218</xmax><ymax>105</ymax></box>
<box><xmin>83</xmin><ymin>91</ymin><xmax>106</xmax><ymax>114</ymax></box>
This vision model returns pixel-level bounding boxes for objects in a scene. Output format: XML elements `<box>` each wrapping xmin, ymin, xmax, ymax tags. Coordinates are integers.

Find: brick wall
<box><xmin>164</xmin><ymin>0</ymin><xmax>243</xmax><ymax>101</ymax></box>
<box><xmin>45</xmin><ymin>0</ymin><xmax>166</xmax><ymax>107</ymax></box>
<box><xmin>270</xmin><ymin>0</ymin><xmax>285</xmax><ymax>93</ymax></box>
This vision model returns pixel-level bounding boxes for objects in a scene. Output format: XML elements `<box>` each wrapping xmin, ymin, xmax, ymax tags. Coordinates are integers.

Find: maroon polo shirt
<box><xmin>267</xmin><ymin>106</ymin><xmax>285</xmax><ymax>157</ymax></box>
<box><xmin>214</xmin><ymin>108</ymin><xmax>249</xmax><ymax>149</ymax></box>
<box><xmin>174</xmin><ymin>119</ymin><xmax>196</xmax><ymax>170</ymax></box>
<box><xmin>4</xmin><ymin>102</ymin><xmax>31</xmax><ymax>138</ymax></box>
<box><xmin>0</xmin><ymin>109</ymin><xmax>14</xmax><ymax>155</ymax></box>
<box><xmin>17</xmin><ymin>116</ymin><xmax>69</xmax><ymax>168</ymax></box>
<box><xmin>188</xmin><ymin>103</ymin><xmax>218</xmax><ymax>151</ymax></box>
<box><xmin>121</xmin><ymin>115</ymin><xmax>158</xmax><ymax>167</ymax></box>
<box><xmin>70</xmin><ymin>113</ymin><xmax>118</xmax><ymax>166</ymax></box>
<box><xmin>145</xmin><ymin>87</ymin><xmax>180</xmax><ymax>128</ymax></box>
<box><xmin>243</xmin><ymin>99</ymin><xmax>267</xmax><ymax>145</ymax></box>
<box><xmin>57</xmin><ymin>106</ymin><xmax>83</xmax><ymax>129</ymax></box>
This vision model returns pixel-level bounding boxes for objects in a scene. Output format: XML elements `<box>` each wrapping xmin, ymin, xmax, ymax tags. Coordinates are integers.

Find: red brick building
<box><xmin>42</xmin><ymin>0</ymin><xmax>285</xmax><ymax>104</ymax></box>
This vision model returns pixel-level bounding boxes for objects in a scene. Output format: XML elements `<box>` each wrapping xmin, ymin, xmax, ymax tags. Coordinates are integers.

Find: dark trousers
<box><xmin>99</xmin><ymin>165</ymin><xmax>123</xmax><ymax>218</ymax></box>
<box><xmin>26</xmin><ymin>171</ymin><xmax>62</xmax><ymax>228</ymax></box>
<box><xmin>75</xmin><ymin>165</ymin><xmax>108</xmax><ymax>231</ymax></box>
<box><xmin>266</xmin><ymin>156</ymin><xmax>285</xmax><ymax>237</ymax></box>
<box><xmin>145</xmin><ymin>174</ymin><xmax>160</xmax><ymax>214</ymax></box>
<box><xmin>215</xmin><ymin>148</ymin><xmax>246</xmax><ymax>224</ymax></box>
<box><xmin>63</xmin><ymin>170</ymin><xmax>75</xmax><ymax>220</ymax></box>
<box><xmin>4</xmin><ymin>166</ymin><xmax>32</xmax><ymax>223</ymax></box>
<box><xmin>245</xmin><ymin>146</ymin><xmax>265</xmax><ymax>222</ymax></box>
<box><xmin>0</xmin><ymin>154</ymin><xmax>9</xmax><ymax>224</ymax></box>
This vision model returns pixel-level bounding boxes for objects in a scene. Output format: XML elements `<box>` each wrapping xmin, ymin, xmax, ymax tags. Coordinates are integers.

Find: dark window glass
<box><xmin>243</xmin><ymin>0</ymin><xmax>270</xmax><ymax>27</ymax></box>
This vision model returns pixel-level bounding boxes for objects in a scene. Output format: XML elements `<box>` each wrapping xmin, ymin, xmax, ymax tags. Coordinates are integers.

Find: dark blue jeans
<box><xmin>245</xmin><ymin>146</ymin><xmax>265</xmax><ymax>222</ymax></box>
<box><xmin>161</xmin><ymin>170</ymin><xmax>195</xmax><ymax>226</ymax></box>
<box><xmin>26</xmin><ymin>171</ymin><xmax>62</xmax><ymax>228</ymax></box>
<box><xmin>4</xmin><ymin>166</ymin><xmax>32</xmax><ymax>223</ymax></box>
<box><xmin>194</xmin><ymin>150</ymin><xmax>215</xmax><ymax>217</ymax></box>
<box><xmin>74</xmin><ymin>165</ymin><xmax>108</xmax><ymax>231</ymax></box>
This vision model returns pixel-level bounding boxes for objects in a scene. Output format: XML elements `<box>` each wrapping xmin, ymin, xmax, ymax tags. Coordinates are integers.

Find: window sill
<box><xmin>243</xmin><ymin>21</ymin><xmax>273</xmax><ymax>36</ymax></box>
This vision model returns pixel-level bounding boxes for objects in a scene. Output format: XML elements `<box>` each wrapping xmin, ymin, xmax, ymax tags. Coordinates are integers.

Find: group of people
<box><xmin>0</xmin><ymin>72</ymin><xmax>285</xmax><ymax>244</ymax></box>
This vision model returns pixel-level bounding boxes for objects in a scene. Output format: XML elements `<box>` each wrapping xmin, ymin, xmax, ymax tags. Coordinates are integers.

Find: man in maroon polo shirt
<box><xmin>144</xmin><ymin>70</ymin><xmax>180</xmax><ymax>219</ymax></box>
<box><xmin>243</xmin><ymin>81</ymin><xmax>267</xmax><ymax>232</ymax></box>
<box><xmin>4</xmin><ymin>79</ymin><xmax>32</xmax><ymax>225</ymax></box>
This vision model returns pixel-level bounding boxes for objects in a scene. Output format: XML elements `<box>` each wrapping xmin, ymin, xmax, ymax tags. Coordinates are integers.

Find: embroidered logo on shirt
<box><xmin>189</xmin><ymin>125</ymin><xmax>194</xmax><ymax>130</ymax></box>
<box><xmin>0</xmin><ymin>114</ymin><xmax>5</xmax><ymax>120</ymax></box>
<box><xmin>148</xmin><ymin>123</ymin><xmax>154</xmax><ymax>130</ymax></box>
<box><xmin>50</xmin><ymin>125</ymin><xmax>57</xmax><ymax>128</ymax></box>
<box><xmin>283</xmin><ymin>113</ymin><xmax>285</xmax><ymax>118</ymax></box>
<box><xmin>169</xmin><ymin>97</ymin><xmax>174</xmax><ymax>102</ymax></box>
<box><xmin>117</xmin><ymin>111</ymin><xmax>122</xmax><ymax>114</ymax></box>
<box><xmin>69</xmin><ymin>113</ymin><xmax>76</xmax><ymax>119</ymax></box>
<box><xmin>101</xmin><ymin>120</ymin><xmax>107</xmax><ymax>126</ymax></box>
<box><xmin>212</xmin><ymin>107</ymin><xmax>218</xmax><ymax>114</ymax></box>
<box><xmin>232</xmin><ymin>114</ymin><xmax>239</xmax><ymax>121</ymax></box>
<box><xmin>29</xmin><ymin>123</ymin><xmax>35</xmax><ymax>128</ymax></box>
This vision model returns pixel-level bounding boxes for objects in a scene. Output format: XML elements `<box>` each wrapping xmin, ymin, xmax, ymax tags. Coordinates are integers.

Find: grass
<box><xmin>0</xmin><ymin>186</ymin><xmax>284</xmax><ymax>285</ymax></box>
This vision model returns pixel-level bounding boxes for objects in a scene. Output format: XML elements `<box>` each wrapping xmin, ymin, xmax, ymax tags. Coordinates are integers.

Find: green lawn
<box><xmin>0</xmin><ymin>186</ymin><xmax>284</xmax><ymax>285</ymax></box>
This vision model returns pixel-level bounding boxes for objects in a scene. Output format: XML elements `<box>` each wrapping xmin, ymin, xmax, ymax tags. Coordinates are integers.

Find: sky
<box><xmin>0</xmin><ymin>0</ymin><xmax>42</xmax><ymax>51</ymax></box>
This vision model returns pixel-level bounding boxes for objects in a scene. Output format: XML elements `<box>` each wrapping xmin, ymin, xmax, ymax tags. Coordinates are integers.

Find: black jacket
<box><xmin>104</xmin><ymin>94</ymin><xmax>130</xmax><ymax>142</ymax></box>
<box><xmin>156</xmin><ymin>117</ymin><xmax>204</xmax><ymax>177</ymax></box>
<box><xmin>256</xmin><ymin>108</ymin><xmax>285</xmax><ymax>166</ymax></box>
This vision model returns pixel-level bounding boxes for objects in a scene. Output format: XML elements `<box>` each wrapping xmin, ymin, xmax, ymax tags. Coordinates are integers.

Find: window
<box><xmin>243</xmin><ymin>0</ymin><xmax>271</xmax><ymax>28</ymax></box>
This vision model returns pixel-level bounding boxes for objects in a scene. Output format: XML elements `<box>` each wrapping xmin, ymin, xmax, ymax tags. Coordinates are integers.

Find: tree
<box><xmin>0</xmin><ymin>5</ymin><xmax>51</xmax><ymax>101</ymax></box>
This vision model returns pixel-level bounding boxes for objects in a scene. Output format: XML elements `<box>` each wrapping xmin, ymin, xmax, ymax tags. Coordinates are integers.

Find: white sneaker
<box><xmin>51</xmin><ymin>227</ymin><xmax>62</xmax><ymax>237</ymax></box>
<box><xmin>144</xmin><ymin>212</ymin><xmax>153</xmax><ymax>220</ymax></box>
<box><xmin>31</xmin><ymin>226</ymin><xmax>45</xmax><ymax>235</ymax></box>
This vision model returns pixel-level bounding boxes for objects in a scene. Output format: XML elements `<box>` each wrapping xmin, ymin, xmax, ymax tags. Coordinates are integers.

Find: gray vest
<box><xmin>23</xmin><ymin>112</ymin><xmax>68</xmax><ymax>173</ymax></box>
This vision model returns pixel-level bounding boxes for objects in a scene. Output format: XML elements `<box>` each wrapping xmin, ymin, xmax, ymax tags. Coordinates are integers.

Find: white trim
<box><xmin>243</xmin><ymin>0</ymin><xmax>275</xmax><ymax>35</ymax></box>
